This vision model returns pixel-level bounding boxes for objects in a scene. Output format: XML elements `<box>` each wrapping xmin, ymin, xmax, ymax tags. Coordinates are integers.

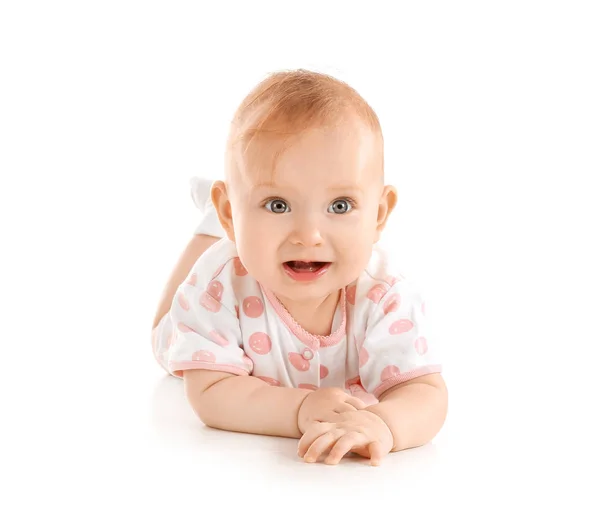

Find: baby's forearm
<box><xmin>187</xmin><ymin>373</ymin><xmax>313</xmax><ymax>439</ymax></box>
<box><xmin>365</xmin><ymin>378</ymin><xmax>448</xmax><ymax>452</ymax></box>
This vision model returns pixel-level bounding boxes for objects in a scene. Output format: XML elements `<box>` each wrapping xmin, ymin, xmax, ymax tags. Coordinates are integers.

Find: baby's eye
<box><xmin>264</xmin><ymin>199</ymin><xmax>290</xmax><ymax>214</ymax></box>
<box><xmin>328</xmin><ymin>199</ymin><xmax>354</xmax><ymax>214</ymax></box>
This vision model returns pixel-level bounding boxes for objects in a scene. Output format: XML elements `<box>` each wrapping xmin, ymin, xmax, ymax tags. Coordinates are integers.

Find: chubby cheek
<box><xmin>324</xmin><ymin>226</ymin><xmax>369</xmax><ymax>279</ymax></box>
<box><xmin>234</xmin><ymin>223</ymin><xmax>282</xmax><ymax>280</ymax></box>
<box><xmin>339</xmin><ymin>241</ymin><xmax>372</xmax><ymax>279</ymax></box>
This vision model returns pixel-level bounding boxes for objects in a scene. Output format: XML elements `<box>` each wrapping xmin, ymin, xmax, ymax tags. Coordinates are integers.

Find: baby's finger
<box><xmin>333</xmin><ymin>402</ymin><xmax>361</xmax><ymax>414</ymax></box>
<box><xmin>368</xmin><ymin>441</ymin><xmax>384</xmax><ymax>466</ymax></box>
<box><xmin>324</xmin><ymin>432</ymin><xmax>365</xmax><ymax>465</ymax></box>
<box><xmin>297</xmin><ymin>422</ymin><xmax>335</xmax><ymax>457</ymax></box>
<box><xmin>344</xmin><ymin>396</ymin><xmax>367</xmax><ymax>410</ymax></box>
<box><xmin>304</xmin><ymin>430</ymin><xmax>342</xmax><ymax>463</ymax></box>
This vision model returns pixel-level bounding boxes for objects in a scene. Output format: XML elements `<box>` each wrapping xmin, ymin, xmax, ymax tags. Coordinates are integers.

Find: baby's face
<box><xmin>226</xmin><ymin>123</ymin><xmax>394</xmax><ymax>303</ymax></box>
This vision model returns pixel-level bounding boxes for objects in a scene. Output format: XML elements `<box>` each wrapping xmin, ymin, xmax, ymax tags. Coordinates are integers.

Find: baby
<box><xmin>151</xmin><ymin>69</ymin><xmax>447</xmax><ymax>466</ymax></box>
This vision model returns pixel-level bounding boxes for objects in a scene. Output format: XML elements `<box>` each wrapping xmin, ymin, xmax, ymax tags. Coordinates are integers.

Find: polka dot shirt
<box><xmin>152</xmin><ymin>238</ymin><xmax>442</xmax><ymax>404</ymax></box>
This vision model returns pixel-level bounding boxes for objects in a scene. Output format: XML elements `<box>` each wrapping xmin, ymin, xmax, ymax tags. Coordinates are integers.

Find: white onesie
<box><xmin>152</xmin><ymin>237</ymin><xmax>442</xmax><ymax>405</ymax></box>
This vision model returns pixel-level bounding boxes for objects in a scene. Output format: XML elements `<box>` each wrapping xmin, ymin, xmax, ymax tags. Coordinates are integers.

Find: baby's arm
<box><xmin>184</xmin><ymin>371</ymin><xmax>366</xmax><ymax>439</ymax></box>
<box><xmin>365</xmin><ymin>373</ymin><xmax>448</xmax><ymax>452</ymax></box>
<box><xmin>154</xmin><ymin>234</ymin><xmax>363</xmax><ymax>439</ymax></box>
<box><xmin>151</xmin><ymin>234</ymin><xmax>220</xmax><ymax>329</ymax></box>
<box><xmin>184</xmin><ymin>369</ymin><xmax>313</xmax><ymax>438</ymax></box>
<box><xmin>358</xmin><ymin>279</ymin><xmax>447</xmax><ymax>452</ymax></box>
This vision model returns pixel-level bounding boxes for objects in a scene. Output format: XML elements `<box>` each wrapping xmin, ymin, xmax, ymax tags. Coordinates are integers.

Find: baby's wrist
<box><xmin>296</xmin><ymin>391</ymin><xmax>314</xmax><ymax>434</ymax></box>
<box><xmin>362</xmin><ymin>410</ymin><xmax>395</xmax><ymax>445</ymax></box>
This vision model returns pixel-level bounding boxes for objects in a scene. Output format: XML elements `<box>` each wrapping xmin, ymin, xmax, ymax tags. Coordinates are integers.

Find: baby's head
<box><xmin>212</xmin><ymin>69</ymin><xmax>397</xmax><ymax>303</ymax></box>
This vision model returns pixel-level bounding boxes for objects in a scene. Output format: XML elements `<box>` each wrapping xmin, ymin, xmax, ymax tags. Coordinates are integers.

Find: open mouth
<box><xmin>284</xmin><ymin>261</ymin><xmax>330</xmax><ymax>273</ymax></box>
<box><xmin>282</xmin><ymin>261</ymin><xmax>332</xmax><ymax>281</ymax></box>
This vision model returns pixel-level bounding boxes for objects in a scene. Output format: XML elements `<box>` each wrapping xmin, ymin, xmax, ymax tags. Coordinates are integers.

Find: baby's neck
<box><xmin>278</xmin><ymin>289</ymin><xmax>341</xmax><ymax>337</ymax></box>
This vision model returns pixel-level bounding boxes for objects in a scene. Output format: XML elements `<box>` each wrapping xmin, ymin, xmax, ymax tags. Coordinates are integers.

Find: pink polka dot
<box><xmin>389</xmin><ymin>318</ymin><xmax>414</xmax><ymax>335</ymax></box>
<box><xmin>415</xmin><ymin>336</ymin><xmax>428</xmax><ymax>355</ymax></box>
<box><xmin>233</xmin><ymin>258</ymin><xmax>248</xmax><ymax>276</ymax></box>
<box><xmin>381</xmin><ymin>365</ymin><xmax>402</xmax><ymax>381</ymax></box>
<box><xmin>177</xmin><ymin>292</ymin><xmax>190</xmax><ymax>311</ymax></box>
<box><xmin>177</xmin><ymin>322</ymin><xmax>194</xmax><ymax>333</ymax></box>
<box><xmin>168</xmin><ymin>330</ymin><xmax>176</xmax><ymax>347</ymax></box>
<box><xmin>242</xmin><ymin>355</ymin><xmax>254</xmax><ymax>371</ymax></box>
<box><xmin>209</xmin><ymin>330</ymin><xmax>229</xmax><ymax>347</ymax></box>
<box><xmin>206</xmin><ymin>280</ymin><xmax>223</xmax><ymax>301</ymax></box>
<box><xmin>345</xmin><ymin>375</ymin><xmax>361</xmax><ymax>389</ymax></box>
<box><xmin>359</xmin><ymin>347</ymin><xmax>370</xmax><ymax>368</ymax></box>
<box><xmin>192</xmin><ymin>350</ymin><xmax>216</xmax><ymax>363</ymax></box>
<box><xmin>299</xmin><ymin>384</ymin><xmax>318</xmax><ymax>391</ymax></box>
<box><xmin>320</xmin><ymin>365</ymin><xmax>329</xmax><ymax>379</ymax></box>
<box><xmin>200</xmin><ymin>291</ymin><xmax>221</xmax><ymax>313</ymax></box>
<box><xmin>186</xmin><ymin>272</ymin><xmax>197</xmax><ymax>286</ymax></box>
<box><xmin>242</xmin><ymin>296</ymin><xmax>264</xmax><ymax>318</ymax></box>
<box><xmin>383</xmin><ymin>294</ymin><xmax>401</xmax><ymax>315</ymax></box>
<box><xmin>346</xmin><ymin>285</ymin><xmax>357</xmax><ymax>305</ymax></box>
<box><xmin>249</xmin><ymin>332</ymin><xmax>272</xmax><ymax>355</ymax></box>
<box><xmin>155</xmin><ymin>349</ymin><xmax>164</xmax><ymax>363</ymax></box>
<box><xmin>288</xmin><ymin>352</ymin><xmax>311</xmax><ymax>371</ymax></box>
<box><xmin>421</xmin><ymin>302</ymin><xmax>426</xmax><ymax>315</ymax></box>
<box><xmin>388</xmin><ymin>274</ymin><xmax>405</xmax><ymax>284</ymax></box>
<box><xmin>256</xmin><ymin>376</ymin><xmax>281</xmax><ymax>386</ymax></box>
<box><xmin>367</xmin><ymin>284</ymin><xmax>387</xmax><ymax>303</ymax></box>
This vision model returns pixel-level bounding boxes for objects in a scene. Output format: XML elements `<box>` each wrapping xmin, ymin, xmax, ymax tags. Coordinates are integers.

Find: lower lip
<box><xmin>283</xmin><ymin>262</ymin><xmax>331</xmax><ymax>282</ymax></box>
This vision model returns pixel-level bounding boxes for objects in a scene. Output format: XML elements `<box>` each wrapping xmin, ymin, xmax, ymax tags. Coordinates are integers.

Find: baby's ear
<box><xmin>211</xmin><ymin>180</ymin><xmax>236</xmax><ymax>242</ymax></box>
<box><xmin>374</xmin><ymin>184</ymin><xmax>398</xmax><ymax>242</ymax></box>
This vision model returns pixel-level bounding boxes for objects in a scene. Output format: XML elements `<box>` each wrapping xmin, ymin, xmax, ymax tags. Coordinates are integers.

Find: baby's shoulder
<box><xmin>349</xmin><ymin>244</ymin><xmax>424</xmax><ymax>317</ymax></box>
<box><xmin>187</xmin><ymin>237</ymin><xmax>237</xmax><ymax>283</ymax></box>
<box><xmin>354</xmin><ymin>243</ymin><xmax>408</xmax><ymax>290</ymax></box>
<box><xmin>186</xmin><ymin>238</ymin><xmax>259</xmax><ymax>305</ymax></box>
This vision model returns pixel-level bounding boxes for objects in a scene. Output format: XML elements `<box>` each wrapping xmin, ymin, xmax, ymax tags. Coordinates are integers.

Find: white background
<box><xmin>1</xmin><ymin>1</ymin><xmax>599</xmax><ymax>528</ymax></box>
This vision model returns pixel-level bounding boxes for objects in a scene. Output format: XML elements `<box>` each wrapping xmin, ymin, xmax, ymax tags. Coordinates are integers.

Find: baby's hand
<box><xmin>297</xmin><ymin>387</ymin><xmax>366</xmax><ymax>434</ymax></box>
<box><xmin>297</xmin><ymin>410</ymin><xmax>394</xmax><ymax>466</ymax></box>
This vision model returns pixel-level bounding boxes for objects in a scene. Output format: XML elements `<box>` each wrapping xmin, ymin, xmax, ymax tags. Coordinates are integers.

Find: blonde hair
<box><xmin>225</xmin><ymin>69</ymin><xmax>383</xmax><ymax>184</ymax></box>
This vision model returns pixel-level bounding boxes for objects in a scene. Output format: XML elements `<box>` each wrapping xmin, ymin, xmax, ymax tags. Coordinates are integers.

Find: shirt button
<box><xmin>302</xmin><ymin>349</ymin><xmax>314</xmax><ymax>360</ymax></box>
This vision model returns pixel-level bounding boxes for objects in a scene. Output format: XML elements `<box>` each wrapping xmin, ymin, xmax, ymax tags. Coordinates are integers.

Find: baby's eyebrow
<box><xmin>251</xmin><ymin>182</ymin><xmax>363</xmax><ymax>194</ymax></box>
<box><xmin>327</xmin><ymin>185</ymin><xmax>363</xmax><ymax>194</ymax></box>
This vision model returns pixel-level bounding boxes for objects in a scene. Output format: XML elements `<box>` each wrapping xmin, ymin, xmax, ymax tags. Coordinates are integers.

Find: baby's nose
<box><xmin>290</xmin><ymin>215</ymin><xmax>324</xmax><ymax>246</ymax></box>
